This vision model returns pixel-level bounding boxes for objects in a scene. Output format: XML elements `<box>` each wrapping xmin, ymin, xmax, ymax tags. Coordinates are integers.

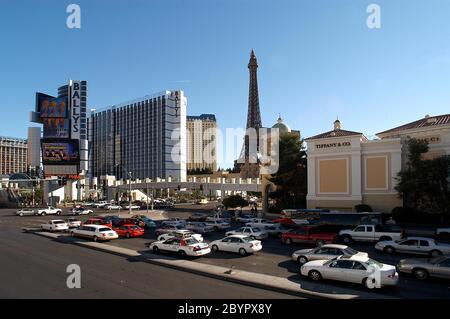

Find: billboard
<box><xmin>42</xmin><ymin>118</ymin><xmax>70</xmax><ymax>138</ymax></box>
<box><xmin>35</xmin><ymin>92</ymin><xmax>55</xmax><ymax>113</ymax></box>
<box><xmin>42</xmin><ymin>139</ymin><xmax>80</xmax><ymax>165</ymax></box>
<box><xmin>37</xmin><ymin>94</ymin><xmax>68</xmax><ymax>118</ymax></box>
<box><xmin>70</xmin><ymin>80</ymin><xmax>81</xmax><ymax>140</ymax></box>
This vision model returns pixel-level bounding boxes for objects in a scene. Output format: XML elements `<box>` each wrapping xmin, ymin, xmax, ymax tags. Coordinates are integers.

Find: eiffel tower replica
<box><xmin>235</xmin><ymin>50</ymin><xmax>263</xmax><ymax>178</ymax></box>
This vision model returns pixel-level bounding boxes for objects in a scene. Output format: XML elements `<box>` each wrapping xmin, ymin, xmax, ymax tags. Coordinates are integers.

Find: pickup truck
<box><xmin>339</xmin><ymin>224</ymin><xmax>403</xmax><ymax>243</ymax></box>
<box><xmin>282</xmin><ymin>226</ymin><xmax>338</xmax><ymax>247</ymax></box>
<box><xmin>436</xmin><ymin>227</ymin><xmax>450</xmax><ymax>240</ymax></box>
<box><xmin>35</xmin><ymin>206</ymin><xmax>62</xmax><ymax>216</ymax></box>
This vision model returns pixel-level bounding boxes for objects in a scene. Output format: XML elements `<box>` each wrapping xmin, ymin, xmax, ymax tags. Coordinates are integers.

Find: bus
<box><xmin>276</xmin><ymin>209</ymin><xmax>384</xmax><ymax>228</ymax></box>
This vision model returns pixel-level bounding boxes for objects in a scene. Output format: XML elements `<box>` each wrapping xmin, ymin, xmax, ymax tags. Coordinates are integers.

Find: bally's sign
<box><xmin>316</xmin><ymin>141</ymin><xmax>351</xmax><ymax>149</ymax></box>
<box><xmin>70</xmin><ymin>80</ymin><xmax>81</xmax><ymax>140</ymax></box>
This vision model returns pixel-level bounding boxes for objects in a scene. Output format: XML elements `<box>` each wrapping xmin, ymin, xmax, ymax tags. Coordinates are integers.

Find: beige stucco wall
<box><xmin>318</xmin><ymin>158</ymin><xmax>348</xmax><ymax>193</ymax></box>
<box><xmin>307</xmin><ymin>199</ymin><xmax>360</xmax><ymax>212</ymax></box>
<box><xmin>362</xmin><ymin>194</ymin><xmax>403</xmax><ymax>213</ymax></box>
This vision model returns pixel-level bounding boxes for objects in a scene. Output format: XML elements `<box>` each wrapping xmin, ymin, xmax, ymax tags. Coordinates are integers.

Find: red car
<box><xmin>113</xmin><ymin>224</ymin><xmax>145</xmax><ymax>238</ymax></box>
<box><xmin>114</xmin><ymin>218</ymin><xmax>146</xmax><ymax>228</ymax></box>
<box><xmin>273</xmin><ymin>218</ymin><xmax>296</xmax><ymax>225</ymax></box>
<box><xmin>85</xmin><ymin>217</ymin><xmax>113</xmax><ymax>228</ymax></box>
<box><xmin>281</xmin><ymin>226</ymin><xmax>338</xmax><ymax>246</ymax></box>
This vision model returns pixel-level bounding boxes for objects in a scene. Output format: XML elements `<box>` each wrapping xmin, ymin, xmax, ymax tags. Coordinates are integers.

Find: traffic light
<box><xmin>58</xmin><ymin>177</ymin><xmax>67</xmax><ymax>186</ymax></box>
<box><xmin>199</xmin><ymin>184</ymin><xmax>203</xmax><ymax>191</ymax></box>
<box><xmin>177</xmin><ymin>185</ymin><xmax>181</xmax><ymax>191</ymax></box>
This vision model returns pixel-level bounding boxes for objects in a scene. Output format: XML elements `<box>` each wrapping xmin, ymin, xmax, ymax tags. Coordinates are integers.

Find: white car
<box><xmin>108</xmin><ymin>205</ymin><xmax>122</xmax><ymax>210</ymax></box>
<box><xmin>161</xmin><ymin>218</ymin><xmax>186</xmax><ymax>227</ymax></box>
<box><xmin>123</xmin><ymin>204</ymin><xmax>140</xmax><ymax>210</ymax></box>
<box><xmin>66</xmin><ymin>218</ymin><xmax>82</xmax><ymax>228</ymax></box>
<box><xmin>300</xmin><ymin>255</ymin><xmax>399</xmax><ymax>289</ymax></box>
<box><xmin>70</xmin><ymin>208</ymin><xmax>92</xmax><ymax>215</ymax></box>
<box><xmin>16</xmin><ymin>208</ymin><xmax>36</xmax><ymax>216</ymax></box>
<box><xmin>226</xmin><ymin>226</ymin><xmax>268</xmax><ymax>240</ymax></box>
<box><xmin>157</xmin><ymin>230</ymin><xmax>204</xmax><ymax>243</ymax></box>
<box><xmin>205</xmin><ymin>219</ymin><xmax>231</xmax><ymax>231</ymax></box>
<box><xmin>245</xmin><ymin>218</ymin><xmax>275</xmax><ymax>229</ymax></box>
<box><xmin>41</xmin><ymin>220</ymin><xmax>69</xmax><ymax>232</ymax></box>
<box><xmin>93</xmin><ymin>201</ymin><xmax>109</xmax><ymax>208</ymax></box>
<box><xmin>236</xmin><ymin>215</ymin><xmax>257</xmax><ymax>223</ymax></box>
<box><xmin>35</xmin><ymin>206</ymin><xmax>62</xmax><ymax>216</ymax></box>
<box><xmin>149</xmin><ymin>237</ymin><xmax>211</xmax><ymax>257</ymax></box>
<box><xmin>71</xmin><ymin>225</ymin><xmax>118</xmax><ymax>242</ymax></box>
<box><xmin>185</xmin><ymin>222</ymin><xmax>214</xmax><ymax>234</ymax></box>
<box><xmin>375</xmin><ymin>237</ymin><xmax>450</xmax><ymax>258</ymax></box>
<box><xmin>292</xmin><ymin>244</ymin><xmax>368</xmax><ymax>265</ymax></box>
<box><xmin>210</xmin><ymin>235</ymin><xmax>262</xmax><ymax>256</ymax></box>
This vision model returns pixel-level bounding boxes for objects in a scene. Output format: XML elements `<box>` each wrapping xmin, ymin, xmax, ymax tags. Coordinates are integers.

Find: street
<box><xmin>1</xmin><ymin>207</ymin><xmax>450</xmax><ymax>299</ymax></box>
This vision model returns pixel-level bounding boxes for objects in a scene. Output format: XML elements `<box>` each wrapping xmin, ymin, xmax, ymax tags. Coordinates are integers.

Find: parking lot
<box><xmin>2</xmin><ymin>206</ymin><xmax>450</xmax><ymax>299</ymax></box>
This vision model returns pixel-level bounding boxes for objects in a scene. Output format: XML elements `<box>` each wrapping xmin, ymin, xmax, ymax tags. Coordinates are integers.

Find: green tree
<box><xmin>396</xmin><ymin>138</ymin><xmax>450</xmax><ymax>220</ymax></box>
<box><xmin>268</xmin><ymin>132</ymin><xmax>307</xmax><ymax>211</ymax></box>
<box><xmin>222</xmin><ymin>195</ymin><xmax>248</xmax><ymax>209</ymax></box>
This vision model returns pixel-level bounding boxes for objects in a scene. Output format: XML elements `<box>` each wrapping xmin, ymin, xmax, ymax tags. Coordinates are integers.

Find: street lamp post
<box><xmin>128</xmin><ymin>171</ymin><xmax>132</xmax><ymax>215</ymax></box>
<box><xmin>146</xmin><ymin>180</ymin><xmax>149</xmax><ymax>214</ymax></box>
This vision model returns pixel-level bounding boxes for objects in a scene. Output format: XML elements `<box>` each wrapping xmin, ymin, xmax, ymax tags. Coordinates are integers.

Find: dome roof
<box><xmin>272</xmin><ymin>115</ymin><xmax>291</xmax><ymax>133</ymax></box>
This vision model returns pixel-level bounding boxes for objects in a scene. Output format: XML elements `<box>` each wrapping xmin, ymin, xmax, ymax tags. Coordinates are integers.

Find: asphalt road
<box><xmin>2</xmin><ymin>207</ymin><xmax>450</xmax><ymax>299</ymax></box>
<box><xmin>0</xmin><ymin>226</ymin><xmax>298</xmax><ymax>299</ymax></box>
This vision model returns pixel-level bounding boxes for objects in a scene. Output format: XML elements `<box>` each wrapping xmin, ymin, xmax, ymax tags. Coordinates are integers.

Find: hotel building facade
<box><xmin>0</xmin><ymin>136</ymin><xmax>28</xmax><ymax>175</ymax></box>
<box><xmin>89</xmin><ymin>90</ymin><xmax>187</xmax><ymax>182</ymax></box>
<box><xmin>305</xmin><ymin>114</ymin><xmax>450</xmax><ymax>213</ymax></box>
<box><xmin>186</xmin><ymin>114</ymin><xmax>217</xmax><ymax>172</ymax></box>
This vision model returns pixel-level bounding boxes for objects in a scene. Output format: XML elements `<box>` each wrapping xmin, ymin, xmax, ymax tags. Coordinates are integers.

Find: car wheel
<box><xmin>57</xmin><ymin>211</ymin><xmax>61</xmax><ymax>215</ymax></box>
<box><xmin>153</xmin><ymin>246</ymin><xmax>159</xmax><ymax>253</ymax></box>
<box><xmin>19</xmin><ymin>213</ymin><xmax>24</xmax><ymax>217</ymax></box>
<box><xmin>284</xmin><ymin>238</ymin><xmax>292</xmax><ymax>245</ymax></box>
<box><xmin>298</xmin><ymin>256</ymin><xmax>308</xmax><ymax>265</ymax></box>
<box><xmin>341</xmin><ymin>235</ymin><xmax>352</xmax><ymax>244</ymax></box>
<box><xmin>239</xmin><ymin>248</ymin><xmax>247</xmax><ymax>256</ymax></box>
<box><xmin>42</xmin><ymin>212</ymin><xmax>46</xmax><ymax>216</ymax></box>
<box><xmin>384</xmin><ymin>246</ymin><xmax>395</xmax><ymax>254</ymax></box>
<box><xmin>126</xmin><ymin>233</ymin><xmax>131</xmax><ymax>239</ymax></box>
<box><xmin>212</xmin><ymin>245</ymin><xmax>219</xmax><ymax>252</ymax></box>
<box><xmin>430</xmin><ymin>250</ymin><xmax>442</xmax><ymax>258</ymax></box>
<box><xmin>178</xmin><ymin>250</ymin><xmax>187</xmax><ymax>258</ymax></box>
<box><xmin>93</xmin><ymin>236</ymin><xmax>98</xmax><ymax>242</ymax></box>
<box><xmin>70</xmin><ymin>231</ymin><xmax>75</xmax><ymax>237</ymax></box>
<box><xmin>413</xmin><ymin>268</ymin><xmax>429</xmax><ymax>280</ymax></box>
<box><xmin>316</xmin><ymin>240</ymin><xmax>325</xmax><ymax>247</ymax></box>
<box><xmin>363</xmin><ymin>277</ymin><xmax>377</xmax><ymax>290</ymax></box>
<box><xmin>308</xmin><ymin>270</ymin><xmax>322</xmax><ymax>281</ymax></box>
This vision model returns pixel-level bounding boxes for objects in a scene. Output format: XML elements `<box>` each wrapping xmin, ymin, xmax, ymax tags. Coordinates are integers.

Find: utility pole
<box><xmin>146</xmin><ymin>181</ymin><xmax>149</xmax><ymax>214</ymax></box>
<box><xmin>128</xmin><ymin>171</ymin><xmax>132</xmax><ymax>215</ymax></box>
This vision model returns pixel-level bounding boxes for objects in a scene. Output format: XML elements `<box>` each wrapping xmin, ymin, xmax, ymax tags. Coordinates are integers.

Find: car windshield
<box><xmin>366</xmin><ymin>259</ymin><xmax>383</xmax><ymax>268</ymax></box>
<box><xmin>185</xmin><ymin>238</ymin><xmax>199</xmax><ymax>245</ymax></box>
<box><xmin>324</xmin><ymin>257</ymin><xmax>339</xmax><ymax>265</ymax></box>
<box><xmin>252</xmin><ymin>228</ymin><xmax>261</xmax><ymax>232</ymax></box>
<box><xmin>242</xmin><ymin>236</ymin><xmax>255</xmax><ymax>242</ymax></box>
<box><xmin>343</xmin><ymin>247</ymin><xmax>359</xmax><ymax>255</ymax></box>
<box><xmin>54</xmin><ymin>221</ymin><xmax>65</xmax><ymax>224</ymax></box>
<box><xmin>130</xmin><ymin>226</ymin><xmax>140</xmax><ymax>230</ymax></box>
<box><xmin>99</xmin><ymin>228</ymin><xmax>112</xmax><ymax>232</ymax></box>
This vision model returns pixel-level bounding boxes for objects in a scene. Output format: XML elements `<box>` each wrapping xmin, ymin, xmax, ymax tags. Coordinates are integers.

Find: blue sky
<box><xmin>1</xmin><ymin>0</ymin><xmax>450</xmax><ymax>165</ymax></box>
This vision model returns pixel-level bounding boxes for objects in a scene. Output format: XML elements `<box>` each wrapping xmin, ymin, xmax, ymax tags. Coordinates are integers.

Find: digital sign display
<box><xmin>42</xmin><ymin>140</ymin><xmax>80</xmax><ymax>165</ymax></box>
<box><xmin>42</xmin><ymin>118</ymin><xmax>70</xmax><ymax>138</ymax></box>
<box><xmin>39</xmin><ymin>96</ymin><xmax>68</xmax><ymax>118</ymax></box>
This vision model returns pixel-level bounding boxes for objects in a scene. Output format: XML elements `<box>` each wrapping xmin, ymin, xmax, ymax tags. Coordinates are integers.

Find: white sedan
<box><xmin>157</xmin><ymin>230</ymin><xmax>203</xmax><ymax>243</ymax></box>
<box><xmin>149</xmin><ymin>237</ymin><xmax>211</xmax><ymax>257</ymax></box>
<box><xmin>300</xmin><ymin>255</ymin><xmax>399</xmax><ymax>289</ymax></box>
<box><xmin>71</xmin><ymin>225</ymin><xmax>118</xmax><ymax>242</ymax></box>
<box><xmin>375</xmin><ymin>237</ymin><xmax>450</xmax><ymax>257</ymax></box>
<box><xmin>226</xmin><ymin>226</ymin><xmax>268</xmax><ymax>240</ymax></box>
<box><xmin>161</xmin><ymin>218</ymin><xmax>187</xmax><ymax>227</ymax></box>
<box><xmin>41</xmin><ymin>220</ymin><xmax>69</xmax><ymax>232</ymax></box>
<box><xmin>245</xmin><ymin>218</ymin><xmax>275</xmax><ymax>229</ymax></box>
<box><xmin>70</xmin><ymin>208</ymin><xmax>92</xmax><ymax>215</ymax></box>
<box><xmin>66</xmin><ymin>218</ymin><xmax>82</xmax><ymax>228</ymax></box>
<box><xmin>210</xmin><ymin>235</ymin><xmax>262</xmax><ymax>256</ymax></box>
<box><xmin>108</xmin><ymin>205</ymin><xmax>122</xmax><ymax>210</ymax></box>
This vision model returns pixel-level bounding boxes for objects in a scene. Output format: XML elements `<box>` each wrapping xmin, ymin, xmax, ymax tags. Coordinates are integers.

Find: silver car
<box><xmin>375</xmin><ymin>237</ymin><xmax>450</xmax><ymax>258</ymax></box>
<box><xmin>397</xmin><ymin>256</ymin><xmax>450</xmax><ymax>280</ymax></box>
<box><xmin>292</xmin><ymin>244</ymin><xmax>368</xmax><ymax>265</ymax></box>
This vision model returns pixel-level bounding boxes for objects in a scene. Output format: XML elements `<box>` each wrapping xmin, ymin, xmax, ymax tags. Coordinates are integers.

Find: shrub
<box><xmin>222</xmin><ymin>195</ymin><xmax>248</xmax><ymax>209</ymax></box>
<box><xmin>354</xmin><ymin>204</ymin><xmax>373</xmax><ymax>212</ymax></box>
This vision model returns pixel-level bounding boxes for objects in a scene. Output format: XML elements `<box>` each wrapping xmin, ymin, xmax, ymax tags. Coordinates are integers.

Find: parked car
<box><xmin>147</xmin><ymin>237</ymin><xmax>211</xmax><ymax>257</ymax></box>
<box><xmin>16</xmin><ymin>208</ymin><xmax>36</xmax><ymax>216</ymax></box>
<box><xmin>84</xmin><ymin>217</ymin><xmax>113</xmax><ymax>228</ymax></box>
<box><xmin>282</xmin><ymin>226</ymin><xmax>338</xmax><ymax>246</ymax></box>
<box><xmin>35</xmin><ymin>206</ymin><xmax>62</xmax><ymax>216</ymax></box>
<box><xmin>108</xmin><ymin>205</ymin><xmax>122</xmax><ymax>210</ymax></box>
<box><xmin>71</xmin><ymin>225</ymin><xmax>118</xmax><ymax>242</ymax></box>
<box><xmin>131</xmin><ymin>215</ymin><xmax>157</xmax><ymax>228</ymax></box>
<box><xmin>375</xmin><ymin>237</ymin><xmax>450</xmax><ymax>257</ymax></box>
<box><xmin>339</xmin><ymin>224</ymin><xmax>403</xmax><ymax>243</ymax></box>
<box><xmin>70</xmin><ymin>207</ymin><xmax>92</xmax><ymax>215</ymax></box>
<box><xmin>436</xmin><ymin>227</ymin><xmax>450</xmax><ymax>240</ymax></box>
<box><xmin>66</xmin><ymin>218</ymin><xmax>82</xmax><ymax>228</ymax></box>
<box><xmin>397</xmin><ymin>256</ymin><xmax>450</xmax><ymax>280</ymax></box>
<box><xmin>113</xmin><ymin>224</ymin><xmax>145</xmax><ymax>238</ymax></box>
<box><xmin>122</xmin><ymin>204</ymin><xmax>141</xmax><ymax>210</ymax></box>
<box><xmin>226</xmin><ymin>226</ymin><xmax>268</xmax><ymax>240</ymax></box>
<box><xmin>210</xmin><ymin>235</ymin><xmax>262</xmax><ymax>256</ymax></box>
<box><xmin>205</xmin><ymin>219</ymin><xmax>231</xmax><ymax>231</ymax></box>
<box><xmin>292</xmin><ymin>244</ymin><xmax>368</xmax><ymax>265</ymax></box>
<box><xmin>185</xmin><ymin>222</ymin><xmax>214</xmax><ymax>234</ymax></box>
<box><xmin>154</xmin><ymin>225</ymin><xmax>186</xmax><ymax>237</ymax></box>
<box><xmin>157</xmin><ymin>230</ymin><xmax>203</xmax><ymax>242</ymax></box>
<box><xmin>188</xmin><ymin>213</ymin><xmax>208</xmax><ymax>222</ymax></box>
<box><xmin>263</xmin><ymin>223</ymin><xmax>293</xmax><ymax>238</ymax></box>
<box><xmin>236</xmin><ymin>215</ymin><xmax>257</xmax><ymax>223</ymax></box>
<box><xmin>41</xmin><ymin>220</ymin><xmax>69</xmax><ymax>232</ymax></box>
<box><xmin>196</xmin><ymin>198</ymin><xmax>208</xmax><ymax>205</ymax></box>
<box><xmin>93</xmin><ymin>201</ymin><xmax>109</xmax><ymax>208</ymax></box>
<box><xmin>300</xmin><ymin>255</ymin><xmax>399</xmax><ymax>289</ymax></box>
<box><xmin>161</xmin><ymin>218</ymin><xmax>186</xmax><ymax>227</ymax></box>
<box><xmin>114</xmin><ymin>218</ymin><xmax>146</xmax><ymax>228</ymax></box>
<box><xmin>206</xmin><ymin>213</ymin><xmax>232</xmax><ymax>223</ymax></box>
<box><xmin>245</xmin><ymin>218</ymin><xmax>275</xmax><ymax>229</ymax></box>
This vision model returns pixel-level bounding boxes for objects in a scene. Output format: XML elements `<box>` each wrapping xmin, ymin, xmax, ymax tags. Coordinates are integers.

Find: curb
<box><xmin>29</xmin><ymin>230</ymin><xmax>362</xmax><ymax>299</ymax></box>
